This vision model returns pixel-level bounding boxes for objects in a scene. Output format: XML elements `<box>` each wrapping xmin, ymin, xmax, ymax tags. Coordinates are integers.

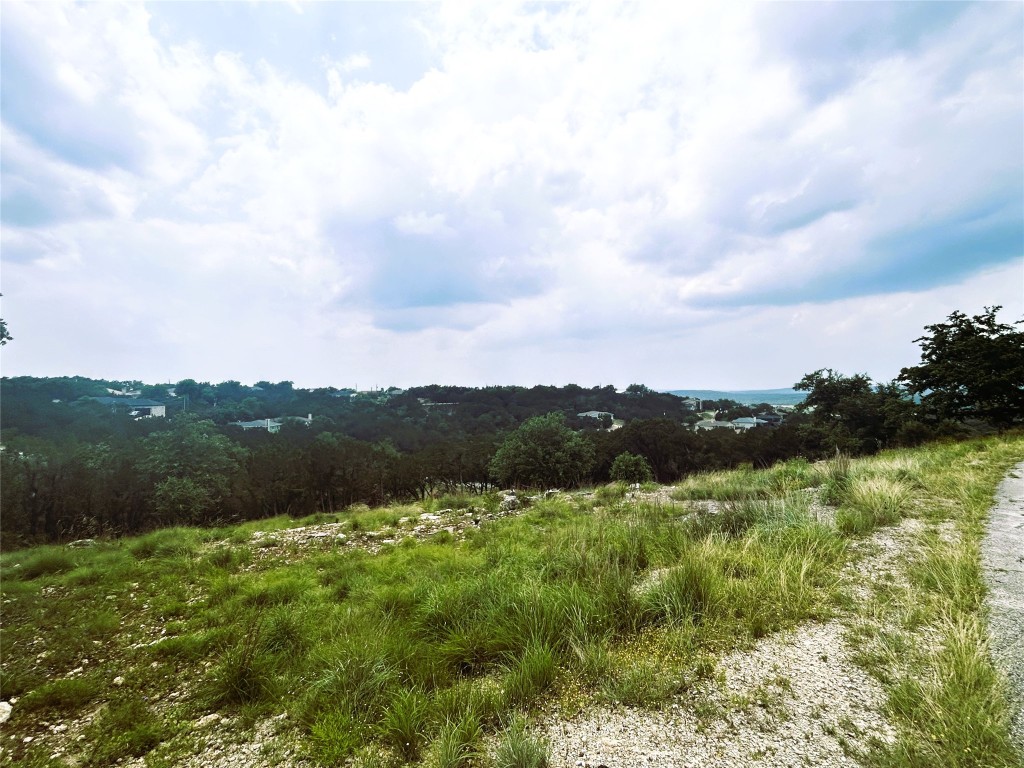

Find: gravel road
<box><xmin>982</xmin><ymin>460</ymin><xmax>1024</xmax><ymax>754</ymax></box>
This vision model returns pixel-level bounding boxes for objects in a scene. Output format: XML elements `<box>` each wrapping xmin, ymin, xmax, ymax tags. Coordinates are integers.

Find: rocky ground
<box><xmin>5</xmin><ymin>473</ymin><xmax>1023</xmax><ymax>767</ymax></box>
<box><xmin>539</xmin><ymin>517</ymin><xmax>921</xmax><ymax>768</ymax></box>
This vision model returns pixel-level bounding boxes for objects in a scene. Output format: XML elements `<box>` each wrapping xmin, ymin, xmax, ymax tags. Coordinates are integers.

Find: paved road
<box><xmin>983</xmin><ymin>460</ymin><xmax>1024</xmax><ymax>755</ymax></box>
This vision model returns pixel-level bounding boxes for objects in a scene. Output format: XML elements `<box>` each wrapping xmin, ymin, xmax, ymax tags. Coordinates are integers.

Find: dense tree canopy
<box><xmin>898</xmin><ymin>306</ymin><xmax>1024</xmax><ymax>429</ymax></box>
<box><xmin>488</xmin><ymin>413</ymin><xmax>595</xmax><ymax>489</ymax></box>
<box><xmin>4</xmin><ymin>305</ymin><xmax>1017</xmax><ymax>548</ymax></box>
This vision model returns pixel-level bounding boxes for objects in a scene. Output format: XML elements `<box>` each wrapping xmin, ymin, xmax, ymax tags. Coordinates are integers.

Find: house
<box><xmin>230</xmin><ymin>418</ymin><xmax>284</xmax><ymax>433</ymax></box>
<box><xmin>694</xmin><ymin>419</ymin><xmax>736</xmax><ymax>432</ymax></box>
<box><xmin>106</xmin><ymin>387</ymin><xmax>141</xmax><ymax>397</ymax></box>
<box><xmin>89</xmin><ymin>397</ymin><xmax>166</xmax><ymax>418</ymax></box>
<box><xmin>731</xmin><ymin>417</ymin><xmax>769</xmax><ymax>430</ymax></box>
<box><xmin>577</xmin><ymin>410</ymin><xmax>614</xmax><ymax>420</ymax></box>
<box><xmin>228</xmin><ymin>414</ymin><xmax>312</xmax><ymax>433</ymax></box>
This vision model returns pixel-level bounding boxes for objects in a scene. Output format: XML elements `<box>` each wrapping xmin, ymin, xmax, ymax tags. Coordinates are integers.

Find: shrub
<box><xmin>609</xmin><ymin>452</ymin><xmax>654</xmax><ymax>484</ymax></box>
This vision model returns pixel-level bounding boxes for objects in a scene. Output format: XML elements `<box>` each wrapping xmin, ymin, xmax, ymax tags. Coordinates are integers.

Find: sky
<box><xmin>1</xmin><ymin>1</ymin><xmax>1022</xmax><ymax>391</ymax></box>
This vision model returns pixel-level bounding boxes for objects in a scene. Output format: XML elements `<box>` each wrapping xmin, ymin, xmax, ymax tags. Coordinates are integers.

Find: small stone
<box><xmin>0</xmin><ymin>702</ymin><xmax>11</xmax><ymax>724</ymax></box>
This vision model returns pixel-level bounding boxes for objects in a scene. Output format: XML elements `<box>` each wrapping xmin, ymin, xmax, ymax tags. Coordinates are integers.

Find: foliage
<box><xmin>0</xmin><ymin>305</ymin><xmax>1017</xmax><ymax>547</ymax></box>
<box><xmin>608</xmin><ymin>452</ymin><xmax>654</xmax><ymax>484</ymax></box>
<box><xmin>795</xmin><ymin>369</ymin><xmax>917</xmax><ymax>453</ymax></box>
<box><xmin>489</xmin><ymin>413</ymin><xmax>595</xmax><ymax>488</ymax></box>
<box><xmin>899</xmin><ymin>306</ymin><xmax>1024</xmax><ymax>428</ymax></box>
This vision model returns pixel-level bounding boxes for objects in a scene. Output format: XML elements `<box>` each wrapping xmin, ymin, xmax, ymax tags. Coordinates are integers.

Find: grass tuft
<box><xmin>494</xmin><ymin>714</ymin><xmax>549</xmax><ymax>768</ymax></box>
<box><xmin>84</xmin><ymin>694</ymin><xmax>167</xmax><ymax>766</ymax></box>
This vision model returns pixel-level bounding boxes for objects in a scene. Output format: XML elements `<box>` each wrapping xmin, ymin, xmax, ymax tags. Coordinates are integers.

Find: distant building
<box><xmin>731</xmin><ymin>417</ymin><xmax>769</xmax><ymax>430</ymax></box>
<box><xmin>89</xmin><ymin>397</ymin><xmax>166</xmax><ymax>418</ymax></box>
<box><xmin>694</xmin><ymin>419</ymin><xmax>736</xmax><ymax>432</ymax></box>
<box><xmin>228</xmin><ymin>414</ymin><xmax>313</xmax><ymax>433</ymax></box>
<box><xmin>577</xmin><ymin>410</ymin><xmax>614</xmax><ymax>420</ymax></box>
<box><xmin>230</xmin><ymin>418</ymin><xmax>283</xmax><ymax>433</ymax></box>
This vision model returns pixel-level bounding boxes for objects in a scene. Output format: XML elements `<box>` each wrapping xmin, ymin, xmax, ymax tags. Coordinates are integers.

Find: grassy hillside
<box><xmin>2</xmin><ymin>435</ymin><xmax>1022</xmax><ymax>768</ymax></box>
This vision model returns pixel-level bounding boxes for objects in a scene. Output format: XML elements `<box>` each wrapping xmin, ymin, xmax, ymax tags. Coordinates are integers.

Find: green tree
<box><xmin>898</xmin><ymin>306</ymin><xmax>1024</xmax><ymax>429</ymax></box>
<box><xmin>794</xmin><ymin>369</ymin><xmax>909</xmax><ymax>454</ymax></box>
<box><xmin>137</xmin><ymin>415</ymin><xmax>246</xmax><ymax>524</ymax></box>
<box><xmin>0</xmin><ymin>293</ymin><xmax>10</xmax><ymax>346</ymax></box>
<box><xmin>609</xmin><ymin>452</ymin><xmax>654</xmax><ymax>484</ymax></box>
<box><xmin>489</xmin><ymin>413</ymin><xmax>594</xmax><ymax>489</ymax></box>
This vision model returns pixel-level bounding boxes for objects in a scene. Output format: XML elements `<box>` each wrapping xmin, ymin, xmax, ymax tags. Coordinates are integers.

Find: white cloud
<box><xmin>1</xmin><ymin>1</ymin><xmax>1020</xmax><ymax>388</ymax></box>
<box><xmin>340</xmin><ymin>52</ymin><xmax>371</xmax><ymax>72</ymax></box>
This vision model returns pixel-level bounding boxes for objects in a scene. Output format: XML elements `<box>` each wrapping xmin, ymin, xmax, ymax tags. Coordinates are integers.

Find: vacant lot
<box><xmin>2</xmin><ymin>435</ymin><xmax>1022</xmax><ymax>768</ymax></box>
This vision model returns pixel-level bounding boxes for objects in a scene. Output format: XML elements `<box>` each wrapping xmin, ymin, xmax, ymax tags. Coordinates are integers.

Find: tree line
<box><xmin>1</xmin><ymin>307</ymin><xmax>1020</xmax><ymax>549</ymax></box>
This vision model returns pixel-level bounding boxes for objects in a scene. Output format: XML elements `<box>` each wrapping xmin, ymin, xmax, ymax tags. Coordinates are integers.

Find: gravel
<box><xmin>542</xmin><ymin>619</ymin><xmax>894</xmax><ymax>768</ymax></box>
<box><xmin>982</xmin><ymin>460</ymin><xmax>1024</xmax><ymax>754</ymax></box>
<box><xmin>540</xmin><ymin>515</ymin><xmax>923</xmax><ymax>768</ymax></box>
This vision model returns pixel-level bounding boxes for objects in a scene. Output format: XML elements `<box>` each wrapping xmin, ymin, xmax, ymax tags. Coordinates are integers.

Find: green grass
<box><xmin>83</xmin><ymin>694</ymin><xmax>169</xmax><ymax>766</ymax></box>
<box><xmin>1</xmin><ymin>435</ymin><xmax>1021</xmax><ymax>767</ymax></box>
<box><xmin>494</xmin><ymin>715</ymin><xmax>549</xmax><ymax>768</ymax></box>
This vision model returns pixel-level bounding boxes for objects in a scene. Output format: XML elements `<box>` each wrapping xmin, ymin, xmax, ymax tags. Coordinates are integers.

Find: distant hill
<box><xmin>665</xmin><ymin>388</ymin><xmax>807</xmax><ymax>406</ymax></box>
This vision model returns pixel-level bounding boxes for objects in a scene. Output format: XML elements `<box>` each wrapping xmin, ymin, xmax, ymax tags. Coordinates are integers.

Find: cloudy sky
<box><xmin>2</xmin><ymin>2</ymin><xmax>1021</xmax><ymax>391</ymax></box>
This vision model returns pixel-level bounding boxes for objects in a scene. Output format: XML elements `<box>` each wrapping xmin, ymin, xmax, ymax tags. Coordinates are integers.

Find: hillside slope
<box><xmin>2</xmin><ymin>436</ymin><xmax>1022</xmax><ymax>768</ymax></box>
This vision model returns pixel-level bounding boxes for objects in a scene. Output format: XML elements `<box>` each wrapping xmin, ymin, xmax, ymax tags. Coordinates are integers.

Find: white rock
<box><xmin>197</xmin><ymin>713</ymin><xmax>221</xmax><ymax>727</ymax></box>
<box><xmin>0</xmin><ymin>702</ymin><xmax>11</xmax><ymax>724</ymax></box>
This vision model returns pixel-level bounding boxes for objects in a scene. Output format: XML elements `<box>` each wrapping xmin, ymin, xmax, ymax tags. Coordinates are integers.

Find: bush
<box><xmin>609</xmin><ymin>452</ymin><xmax>654</xmax><ymax>484</ymax></box>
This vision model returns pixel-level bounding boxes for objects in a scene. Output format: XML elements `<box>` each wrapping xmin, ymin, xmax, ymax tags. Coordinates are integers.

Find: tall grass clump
<box><xmin>502</xmin><ymin>642</ymin><xmax>558</xmax><ymax>709</ymax></box>
<box><xmin>836</xmin><ymin>476</ymin><xmax>911</xmax><ymax>534</ymax></box>
<box><xmin>639</xmin><ymin>557</ymin><xmax>726</xmax><ymax>627</ymax></box>
<box><xmin>909</xmin><ymin>537</ymin><xmax>985</xmax><ymax>615</ymax></box>
<box><xmin>378</xmin><ymin>688</ymin><xmax>429</xmax><ymax>761</ymax></box>
<box><xmin>432</xmin><ymin>711</ymin><xmax>484</xmax><ymax>768</ymax></box>
<box><xmin>18</xmin><ymin>675</ymin><xmax>102</xmax><ymax>714</ymax></box>
<box><xmin>673</xmin><ymin>458</ymin><xmax>818</xmax><ymax>502</ymax></box>
<box><xmin>494</xmin><ymin>715</ymin><xmax>549</xmax><ymax>768</ymax></box>
<box><xmin>879</xmin><ymin>616</ymin><xmax>1016</xmax><ymax>768</ymax></box>
<box><xmin>83</xmin><ymin>694</ymin><xmax>167</xmax><ymax>766</ymax></box>
<box><xmin>10</xmin><ymin>548</ymin><xmax>78</xmax><ymax>580</ymax></box>
<box><xmin>204</xmin><ymin>615</ymin><xmax>279</xmax><ymax>707</ymax></box>
<box><xmin>129</xmin><ymin>527</ymin><xmax>202</xmax><ymax>560</ymax></box>
<box><xmin>817</xmin><ymin>451</ymin><xmax>852</xmax><ymax>505</ymax></box>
